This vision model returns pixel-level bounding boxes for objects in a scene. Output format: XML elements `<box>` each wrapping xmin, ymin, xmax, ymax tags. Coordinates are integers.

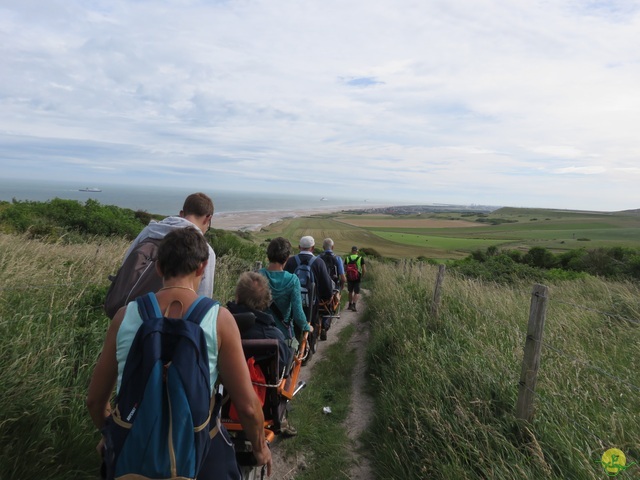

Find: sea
<box><xmin>0</xmin><ymin>178</ymin><xmax>381</xmax><ymax>216</ymax></box>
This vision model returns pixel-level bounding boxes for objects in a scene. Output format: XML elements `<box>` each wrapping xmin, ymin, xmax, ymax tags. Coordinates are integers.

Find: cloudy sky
<box><xmin>2</xmin><ymin>0</ymin><xmax>640</xmax><ymax>211</ymax></box>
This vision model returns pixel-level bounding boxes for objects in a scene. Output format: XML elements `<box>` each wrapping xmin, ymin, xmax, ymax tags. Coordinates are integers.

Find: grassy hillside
<box><xmin>257</xmin><ymin>208</ymin><xmax>640</xmax><ymax>260</ymax></box>
<box><xmin>1</xmin><ymin>201</ymin><xmax>639</xmax><ymax>478</ymax></box>
<box><xmin>365</xmin><ymin>261</ymin><xmax>640</xmax><ymax>479</ymax></box>
<box><xmin>0</xmin><ymin>229</ymin><xmax>260</xmax><ymax>479</ymax></box>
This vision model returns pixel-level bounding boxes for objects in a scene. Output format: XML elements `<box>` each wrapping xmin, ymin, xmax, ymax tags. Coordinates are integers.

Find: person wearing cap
<box><xmin>284</xmin><ymin>236</ymin><xmax>334</xmax><ymax>333</ymax></box>
<box><xmin>344</xmin><ymin>246</ymin><xmax>366</xmax><ymax>312</ymax></box>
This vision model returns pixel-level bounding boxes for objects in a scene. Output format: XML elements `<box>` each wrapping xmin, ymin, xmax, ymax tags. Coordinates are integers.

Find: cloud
<box><xmin>1</xmin><ymin>1</ymin><xmax>640</xmax><ymax>211</ymax></box>
<box><xmin>552</xmin><ymin>166</ymin><xmax>607</xmax><ymax>175</ymax></box>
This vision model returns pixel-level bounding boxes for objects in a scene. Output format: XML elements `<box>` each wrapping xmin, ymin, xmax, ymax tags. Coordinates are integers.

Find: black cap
<box><xmin>351</xmin><ymin>246</ymin><xmax>358</xmax><ymax>251</ymax></box>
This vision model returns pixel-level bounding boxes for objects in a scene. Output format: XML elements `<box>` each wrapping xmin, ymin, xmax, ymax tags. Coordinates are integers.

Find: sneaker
<box><xmin>352</xmin><ymin>304</ymin><xmax>358</xmax><ymax>312</ymax></box>
<box><xmin>279</xmin><ymin>419</ymin><xmax>298</xmax><ymax>437</ymax></box>
<box><xmin>320</xmin><ymin>330</ymin><xmax>327</xmax><ymax>341</ymax></box>
<box><xmin>348</xmin><ymin>303</ymin><xmax>355</xmax><ymax>311</ymax></box>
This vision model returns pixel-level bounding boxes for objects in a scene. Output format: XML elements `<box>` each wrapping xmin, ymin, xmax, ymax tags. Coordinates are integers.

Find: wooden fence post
<box><xmin>431</xmin><ymin>264</ymin><xmax>446</xmax><ymax>320</ymax></box>
<box><xmin>516</xmin><ymin>283</ymin><xmax>549</xmax><ymax>423</ymax></box>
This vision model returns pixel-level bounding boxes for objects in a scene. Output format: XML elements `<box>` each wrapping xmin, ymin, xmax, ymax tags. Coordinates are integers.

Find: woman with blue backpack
<box><xmin>87</xmin><ymin>227</ymin><xmax>271</xmax><ymax>479</ymax></box>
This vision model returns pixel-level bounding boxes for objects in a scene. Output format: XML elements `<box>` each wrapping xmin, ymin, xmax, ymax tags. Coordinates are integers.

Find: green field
<box><xmin>257</xmin><ymin>208</ymin><xmax>640</xmax><ymax>260</ymax></box>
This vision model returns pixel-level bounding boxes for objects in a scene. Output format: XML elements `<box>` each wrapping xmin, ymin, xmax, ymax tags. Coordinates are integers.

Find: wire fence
<box><xmin>3</xmin><ymin>268</ymin><xmax>639</xmax><ymax>470</ymax></box>
<box><xmin>431</xmin><ymin>269</ymin><xmax>640</xmax><ymax>468</ymax></box>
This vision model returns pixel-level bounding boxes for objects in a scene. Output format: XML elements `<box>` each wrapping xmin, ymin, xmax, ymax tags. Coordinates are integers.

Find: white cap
<box><xmin>299</xmin><ymin>235</ymin><xmax>315</xmax><ymax>249</ymax></box>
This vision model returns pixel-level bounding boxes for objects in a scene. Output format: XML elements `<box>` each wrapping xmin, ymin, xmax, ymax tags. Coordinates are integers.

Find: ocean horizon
<box><xmin>0</xmin><ymin>178</ymin><xmax>386</xmax><ymax>216</ymax></box>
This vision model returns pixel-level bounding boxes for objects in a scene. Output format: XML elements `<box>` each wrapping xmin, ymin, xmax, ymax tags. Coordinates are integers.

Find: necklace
<box><xmin>158</xmin><ymin>286</ymin><xmax>197</xmax><ymax>294</ymax></box>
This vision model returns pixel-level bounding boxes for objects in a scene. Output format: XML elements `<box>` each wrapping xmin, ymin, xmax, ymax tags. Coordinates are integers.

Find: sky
<box><xmin>2</xmin><ymin>0</ymin><xmax>640</xmax><ymax>212</ymax></box>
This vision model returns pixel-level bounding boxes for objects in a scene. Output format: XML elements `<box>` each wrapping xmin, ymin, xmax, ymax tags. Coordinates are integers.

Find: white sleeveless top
<box><xmin>115</xmin><ymin>295</ymin><xmax>220</xmax><ymax>395</ymax></box>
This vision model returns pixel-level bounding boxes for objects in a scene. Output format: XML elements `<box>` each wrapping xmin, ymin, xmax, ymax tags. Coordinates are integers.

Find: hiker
<box><xmin>259</xmin><ymin>237</ymin><xmax>313</xmax><ymax>344</ymax></box>
<box><xmin>320</xmin><ymin>238</ymin><xmax>346</xmax><ymax>291</ymax></box>
<box><xmin>104</xmin><ymin>193</ymin><xmax>216</xmax><ymax>319</ymax></box>
<box><xmin>344</xmin><ymin>245</ymin><xmax>366</xmax><ymax>312</ymax></box>
<box><xmin>227</xmin><ymin>271</ymin><xmax>292</xmax><ymax>378</ymax></box>
<box><xmin>284</xmin><ymin>236</ymin><xmax>333</xmax><ymax>304</ymax></box>
<box><xmin>87</xmin><ymin>227</ymin><xmax>271</xmax><ymax>479</ymax></box>
<box><xmin>284</xmin><ymin>236</ymin><xmax>333</xmax><ymax>345</ymax></box>
<box><xmin>318</xmin><ymin>238</ymin><xmax>346</xmax><ymax>340</ymax></box>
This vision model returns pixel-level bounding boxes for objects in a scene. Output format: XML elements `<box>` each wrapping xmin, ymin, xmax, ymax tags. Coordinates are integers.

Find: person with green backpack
<box><xmin>344</xmin><ymin>246</ymin><xmax>366</xmax><ymax>312</ymax></box>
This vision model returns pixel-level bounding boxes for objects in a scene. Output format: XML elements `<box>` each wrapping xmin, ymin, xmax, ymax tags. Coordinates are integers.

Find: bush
<box><xmin>523</xmin><ymin>246</ymin><xmax>557</xmax><ymax>269</ymax></box>
<box><xmin>451</xmin><ymin>254</ymin><xmax>546</xmax><ymax>284</ymax></box>
<box><xmin>207</xmin><ymin>228</ymin><xmax>264</xmax><ymax>262</ymax></box>
<box><xmin>544</xmin><ymin>268</ymin><xmax>589</xmax><ymax>281</ymax></box>
<box><xmin>0</xmin><ymin>198</ymin><xmax>146</xmax><ymax>240</ymax></box>
<box><xmin>360</xmin><ymin>247</ymin><xmax>381</xmax><ymax>258</ymax></box>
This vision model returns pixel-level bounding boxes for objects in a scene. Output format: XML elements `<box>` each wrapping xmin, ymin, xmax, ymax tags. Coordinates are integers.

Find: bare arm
<box><xmin>217</xmin><ymin>307</ymin><xmax>272</xmax><ymax>474</ymax></box>
<box><xmin>86</xmin><ymin>308</ymin><xmax>124</xmax><ymax>430</ymax></box>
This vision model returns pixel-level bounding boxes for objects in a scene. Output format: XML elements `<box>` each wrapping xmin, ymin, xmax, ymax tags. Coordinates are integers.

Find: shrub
<box><xmin>451</xmin><ymin>254</ymin><xmax>546</xmax><ymax>284</ymax></box>
<box><xmin>207</xmin><ymin>228</ymin><xmax>264</xmax><ymax>262</ymax></box>
<box><xmin>360</xmin><ymin>247</ymin><xmax>380</xmax><ymax>258</ymax></box>
<box><xmin>0</xmin><ymin>198</ymin><xmax>146</xmax><ymax>240</ymax></box>
<box><xmin>544</xmin><ymin>268</ymin><xmax>589</xmax><ymax>281</ymax></box>
<box><xmin>523</xmin><ymin>246</ymin><xmax>557</xmax><ymax>269</ymax></box>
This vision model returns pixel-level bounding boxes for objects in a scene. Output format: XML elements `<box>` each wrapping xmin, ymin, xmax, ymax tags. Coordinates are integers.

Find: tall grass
<box><xmin>0</xmin><ymin>233</ymin><xmax>127</xmax><ymax>479</ymax></box>
<box><xmin>3</xmin><ymin>230</ymin><xmax>639</xmax><ymax>479</ymax></box>
<box><xmin>0</xmin><ymin>232</ymin><xmax>262</xmax><ymax>479</ymax></box>
<box><xmin>365</xmin><ymin>260</ymin><xmax>640</xmax><ymax>479</ymax></box>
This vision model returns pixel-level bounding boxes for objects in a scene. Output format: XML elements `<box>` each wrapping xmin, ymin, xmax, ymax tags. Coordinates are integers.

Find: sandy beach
<box><xmin>212</xmin><ymin>206</ymin><xmax>346</xmax><ymax>231</ymax></box>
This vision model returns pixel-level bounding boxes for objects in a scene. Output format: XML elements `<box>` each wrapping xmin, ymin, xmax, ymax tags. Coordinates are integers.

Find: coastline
<box><xmin>213</xmin><ymin>205</ymin><xmax>369</xmax><ymax>231</ymax></box>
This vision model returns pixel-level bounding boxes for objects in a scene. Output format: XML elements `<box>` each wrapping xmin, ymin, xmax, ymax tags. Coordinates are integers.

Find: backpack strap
<box><xmin>348</xmin><ymin>254</ymin><xmax>361</xmax><ymax>265</ymax></box>
<box><xmin>295</xmin><ymin>254</ymin><xmax>316</xmax><ymax>267</ymax></box>
<box><xmin>136</xmin><ymin>292</ymin><xmax>162</xmax><ymax>321</ymax></box>
<box><xmin>185</xmin><ymin>297</ymin><xmax>216</xmax><ymax>324</ymax></box>
<box><xmin>270</xmin><ymin>301</ymin><xmax>290</xmax><ymax>326</ymax></box>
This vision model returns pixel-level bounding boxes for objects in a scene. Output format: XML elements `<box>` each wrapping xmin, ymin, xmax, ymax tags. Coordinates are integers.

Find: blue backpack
<box><xmin>294</xmin><ymin>255</ymin><xmax>316</xmax><ymax>308</ymax></box>
<box><xmin>102</xmin><ymin>293</ymin><xmax>219</xmax><ymax>480</ymax></box>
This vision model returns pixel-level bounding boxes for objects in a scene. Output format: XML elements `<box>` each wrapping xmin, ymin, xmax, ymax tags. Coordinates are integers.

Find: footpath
<box><xmin>268</xmin><ymin>295</ymin><xmax>374</xmax><ymax>479</ymax></box>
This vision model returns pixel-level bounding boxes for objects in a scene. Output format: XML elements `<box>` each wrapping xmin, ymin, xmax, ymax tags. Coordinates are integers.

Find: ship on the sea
<box><xmin>79</xmin><ymin>187</ymin><xmax>102</xmax><ymax>192</ymax></box>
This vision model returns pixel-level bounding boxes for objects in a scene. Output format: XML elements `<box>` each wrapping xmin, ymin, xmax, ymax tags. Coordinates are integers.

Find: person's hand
<box><xmin>308</xmin><ymin>324</ymin><xmax>314</xmax><ymax>332</ymax></box>
<box><xmin>253</xmin><ymin>441</ymin><xmax>272</xmax><ymax>476</ymax></box>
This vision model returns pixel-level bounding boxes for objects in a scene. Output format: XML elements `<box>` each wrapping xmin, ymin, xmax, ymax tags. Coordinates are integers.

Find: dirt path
<box><xmin>267</xmin><ymin>296</ymin><xmax>374</xmax><ymax>479</ymax></box>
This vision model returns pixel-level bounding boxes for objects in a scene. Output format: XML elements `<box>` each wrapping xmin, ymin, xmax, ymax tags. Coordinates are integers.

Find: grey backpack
<box><xmin>103</xmin><ymin>238</ymin><xmax>163</xmax><ymax>319</ymax></box>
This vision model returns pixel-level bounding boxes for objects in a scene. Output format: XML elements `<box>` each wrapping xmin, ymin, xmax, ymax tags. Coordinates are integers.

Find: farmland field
<box><xmin>256</xmin><ymin>208</ymin><xmax>640</xmax><ymax>260</ymax></box>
